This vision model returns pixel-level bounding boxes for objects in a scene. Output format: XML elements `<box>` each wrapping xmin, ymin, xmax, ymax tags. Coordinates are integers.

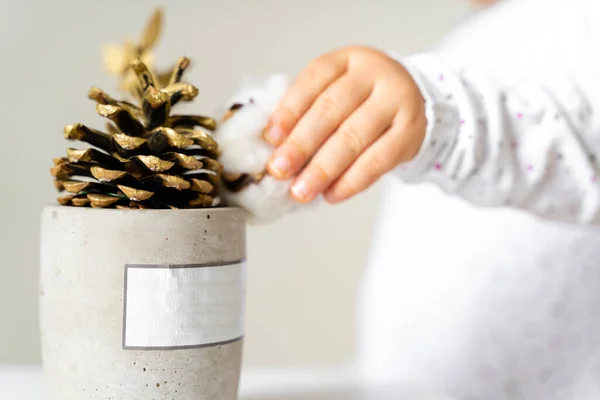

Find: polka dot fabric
<box><xmin>357</xmin><ymin>0</ymin><xmax>600</xmax><ymax>399</ymax></box>
<box><xmin>392</xmin><ymin>1</ymin><xmax>600</xmax><ymax>226</ymax></box>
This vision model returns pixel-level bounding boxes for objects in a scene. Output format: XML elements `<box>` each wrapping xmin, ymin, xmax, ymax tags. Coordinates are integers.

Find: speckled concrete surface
<box><xmin>40</xmin><ymin>206</ymin><xmax>246</xmax><ymax>399</ymax></box>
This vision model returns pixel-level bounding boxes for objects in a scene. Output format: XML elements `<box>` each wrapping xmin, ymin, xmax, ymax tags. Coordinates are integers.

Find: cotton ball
<box><xmin>220</xmin><ymin>175</ymin><xmax>296</xmax><ymax>224</ymax></box>
<box><xmin>215</xmin><ymin>74</ymin><xmax>314</xmax><ymax>224</ymax></box>
<box><xmin>216</xmin><ymin>74</ymin><xmax>289</xmax><ymax>175</ymax></box>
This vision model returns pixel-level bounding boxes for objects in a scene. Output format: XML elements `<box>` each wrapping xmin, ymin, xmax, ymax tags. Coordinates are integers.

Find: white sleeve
<box><xmin>391</xmin><ymin>52</ymin><xmax>600</xmax><ymax>225</ymax></box>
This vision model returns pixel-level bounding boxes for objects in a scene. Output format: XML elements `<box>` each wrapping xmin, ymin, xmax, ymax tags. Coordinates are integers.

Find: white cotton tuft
<box><xmin>215</xmin><ymin>74</ymin><xmax>317</xmax><ymax>225</ymax></box>
<box><xmin>219</xmin><ymin>175</ymin><xmax>296</xmax><ymax>225</ymax></box>
<box><xmin>216</xmin><ymin>74</ymin><xmax>289</xmax><ymax>174</ymax></box>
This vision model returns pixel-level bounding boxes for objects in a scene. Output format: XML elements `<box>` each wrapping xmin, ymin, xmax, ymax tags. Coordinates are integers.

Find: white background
<box><xmin>0</xmin><ymin>0</ymin><xmax>470</xmax><ymax>367</ymax></box>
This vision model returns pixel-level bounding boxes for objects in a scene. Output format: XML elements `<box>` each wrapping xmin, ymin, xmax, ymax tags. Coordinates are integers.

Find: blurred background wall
<box><xmin>0</xmin><ymin>0</ymin><xmax>470</xmax><ymax>366</ymax></box>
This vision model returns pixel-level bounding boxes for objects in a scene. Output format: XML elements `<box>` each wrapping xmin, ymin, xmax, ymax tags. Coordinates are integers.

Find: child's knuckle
<box><xmin>338</xmin><ymin>178</ymin><xmax>360</xmax><ymax>198</ymax></box>
<box><xmin>340</xmin><ymin>125</ymin><xmax>365</xmax><ymax>156</ymax></box>
<box><xmin>311</xmin><ymin>163</ymin><xmax>331</xmax><ymax>185</ymax></box>
<box><xmin>287</xmin><ymin>136</ymin><xmax>311</xmax><ymax>161</ymax></box>
<box><xmin>315</xmin><ymin>95</ymin><xmax>342</xmax><ymax>124</ymax></box>
<box><xmin>369</xmin><ymin>155</ymin><xmax>390</xmax><ymax>178</ymax></box>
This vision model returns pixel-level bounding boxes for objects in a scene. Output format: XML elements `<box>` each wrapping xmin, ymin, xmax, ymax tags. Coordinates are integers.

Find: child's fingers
<box><xmin>268</xmin><ymin>74</ymin><xmax>372</xmax><ymax>179</ymax></box>
<box><xmin>288</xmin><ymin>94</ymin><xmax>397</xmax><ymax>203</ymax></box>
<box><xmin>323</xmin><ymin>116</ymin><xmax>419</xmax><ymax>203</ymax></box>
<box><xmin>264</xmin><ymin>53</ymin><xmax>347</xmax><ymax>146</ymax></box>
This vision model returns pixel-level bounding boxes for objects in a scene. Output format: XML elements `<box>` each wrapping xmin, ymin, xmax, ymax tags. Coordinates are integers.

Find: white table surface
<box><xmin>0</xmin><ymin>365</ymin><xmax>450</xmax><ymax>399</ymax></box>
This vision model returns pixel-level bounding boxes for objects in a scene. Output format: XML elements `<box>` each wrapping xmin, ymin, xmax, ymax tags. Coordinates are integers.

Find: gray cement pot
<box><xmin>40</xmin><ymin>206</ymin><xmax>246</xmax><ymax>400</ymax></box>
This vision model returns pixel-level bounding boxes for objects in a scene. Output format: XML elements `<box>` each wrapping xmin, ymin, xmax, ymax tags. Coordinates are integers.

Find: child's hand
<box><xmin>265</xmin><ymin>46</ymin><xmax>427</xmax><ymax>204</ymax></box>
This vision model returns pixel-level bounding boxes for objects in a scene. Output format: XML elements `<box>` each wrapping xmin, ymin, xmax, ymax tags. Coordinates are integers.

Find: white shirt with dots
<box><xmin>357</xmin><ymin>0</ymin><xmax>600</xmax><ymax>399</ymax></box>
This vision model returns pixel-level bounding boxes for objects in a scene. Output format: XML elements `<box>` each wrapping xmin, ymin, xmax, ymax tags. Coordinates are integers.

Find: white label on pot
<box><xmin>123</xmin><ymin>261</ymin><xmax>245</xmax><ymax>350</ymax></box>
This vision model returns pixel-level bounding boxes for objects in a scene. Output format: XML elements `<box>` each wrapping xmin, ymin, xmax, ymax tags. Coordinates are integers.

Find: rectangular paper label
<box><xmin>123</xmin><ymin>261</ymin><xmax>245</xmax><ymax>350</ymax></box>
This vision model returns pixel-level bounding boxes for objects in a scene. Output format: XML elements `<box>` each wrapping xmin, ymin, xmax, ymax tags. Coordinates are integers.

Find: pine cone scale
<box><xmin>66</xmin><ymin>148</ymin><xmax>123</xmax><ymax>170</ymax></box>
<box><xmin>96</xmin><ymin>104</ymin><xmax>146</xmax><ymax>137</ymax></box>
<box><xmin>166</xmin><ymin>115</ymin><xmax>217</xmax><ymax>131</ymax></box>
<box><xmin>64</xmin><ymin>124</ymin><xmax>113</xmax><ymax>153</ymax></box>
<box><xmin>117</xmin><ymin>185</ymin><xmax>154</xmax><ymax>201</ymax></box>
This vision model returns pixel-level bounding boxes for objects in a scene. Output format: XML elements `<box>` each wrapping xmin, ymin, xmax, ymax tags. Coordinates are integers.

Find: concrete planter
<box><xmin>40</xmin><ymin>206</ymin><xmax>246</xmax><ymax>400</ymax></box>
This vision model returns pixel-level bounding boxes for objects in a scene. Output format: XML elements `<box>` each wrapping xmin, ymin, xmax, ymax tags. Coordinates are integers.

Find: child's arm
<box><xmin>393</xmin><ymin>52</ymin><xmax>600</xmax><ymax>225</ymax></box>
<box><xmin>264</xmin><ymin>44</ymin><xmax>600</xmax><ymax>226</ymax></box>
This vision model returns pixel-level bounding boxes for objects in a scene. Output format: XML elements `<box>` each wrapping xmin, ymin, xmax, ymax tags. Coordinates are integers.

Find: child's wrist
<box><xmin>387</xmin><ymin>52</ymin><xmax>461</xmax><ymax>180</ymax></box>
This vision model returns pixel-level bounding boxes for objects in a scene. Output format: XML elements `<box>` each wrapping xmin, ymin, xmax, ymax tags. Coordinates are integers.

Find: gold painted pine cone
<box><xmin>51</xmin><ymin>57</ymin><xmax>222</xmax><ymax>209</ymax></box>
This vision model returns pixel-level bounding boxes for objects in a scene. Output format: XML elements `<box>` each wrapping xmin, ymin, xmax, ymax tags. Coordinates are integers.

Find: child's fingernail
<box><xmin>291</xmin><ymin>180</ymin><xmax>312</xmax><ymax>202</ymax></box>
<box><xmin>264</xmin><ymin>126</ymin><xmax>284</xmax><ymax>145</ymax></box>
<box><xmin>268</xmin><ymin>155</ymin><xmax>291</xmax><ymax>177</ymax></box>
